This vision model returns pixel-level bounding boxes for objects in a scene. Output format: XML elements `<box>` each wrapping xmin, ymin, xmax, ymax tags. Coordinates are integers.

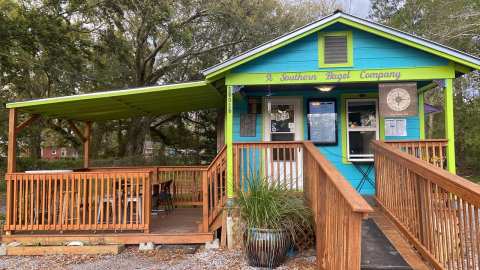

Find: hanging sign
<box><xmin>379</xmin><ymin>83</ymin><xmax>418</xmax><ymax>117</ymax></box>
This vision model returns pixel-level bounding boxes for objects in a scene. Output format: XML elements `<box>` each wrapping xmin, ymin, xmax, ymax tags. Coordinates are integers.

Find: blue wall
<box><xmin>233</xmin><ymin>23</ymin><xmax>448</xmax><ymax>73</ymax></box>
<box><xmin>233</xmin><ymin>87</ymin><xmax>421</xmax><ymax>195</ymax></box>
<box><xmin>230</xmin><ymin>21</ymin><xmax>432</xmax><ymax>195</ymax></box>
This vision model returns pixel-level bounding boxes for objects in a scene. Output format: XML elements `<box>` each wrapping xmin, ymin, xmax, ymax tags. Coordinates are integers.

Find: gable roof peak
<box><xmin>201</xmin><ymin>11</ymin><xmax>480</xmax><ymax>77</ymax></box>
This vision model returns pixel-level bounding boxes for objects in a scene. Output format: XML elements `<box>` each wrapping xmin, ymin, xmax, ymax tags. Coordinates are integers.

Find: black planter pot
<box><xmin>244</xmin><ymin>227</ymin><xmax>291</xmax><ymax>268</ymax></box>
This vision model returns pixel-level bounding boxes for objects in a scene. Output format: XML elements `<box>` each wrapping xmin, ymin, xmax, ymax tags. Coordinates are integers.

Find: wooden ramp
<box><xmin>2</xmin><ymin>208</ymin><xmax>213</xmax><ymax>246</ymax></box>
<box><xmin>363</xmin><ymin>197</ymin><xmax>430</xmax><ymax>270</ymax></box>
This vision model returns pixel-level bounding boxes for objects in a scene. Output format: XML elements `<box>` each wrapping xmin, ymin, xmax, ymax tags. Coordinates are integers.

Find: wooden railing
<box><xmin>373</xmin><ymin>140</ymin><xmax>480</xmax><ymax>270</ymax></box>
<box><xmin>386</xmin><ymin>139</ymin><xmax>448</xmax><ymax>169</ymax></box>
<box><xmin>84</xmin><ymin>166</ymin><xmax>206</xmax><ymax>206</ymax></box>
<box><xmin>233</xmin><ymin>142</ymin><xmax>304</xmax><ymax>191</ymax></box>
<box><xmin>303</xmin><ymin>141</ymin><xmax>373</xmax><ymax>270</ymax></box>
<box><xmin>157</xmin><ymin>166</ymin><xmax>205</xmax><ymax>206</ymax></box>
<box><xmin>206</xmin><ymin>146</ymin><xmax>227</xmax><ymax>229</ymax></box>
<box><xmin>4</xmin><ymin>171</ymin><xmax>151</xmax><ymax>232</ymax></box>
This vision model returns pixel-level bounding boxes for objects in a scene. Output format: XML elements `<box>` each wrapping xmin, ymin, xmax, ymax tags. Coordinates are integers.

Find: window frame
<box><xmin>346</xmin><ymin>98</ymin><xmax>379</xmax><ymax>162</ymax></box>
<box><xmin>318</xmin><ymin>31</ymin><xmax>353</xmax><ymax>68</ymax></box>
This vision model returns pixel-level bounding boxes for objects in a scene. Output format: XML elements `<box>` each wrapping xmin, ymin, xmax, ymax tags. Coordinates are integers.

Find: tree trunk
<box><xmin>124</xmin><ymin>117</ymin><xmax>150</xmax><ymax>157</ymax></box>
<box><xmin>28</xmin><ymin>127</ymin><xmax>42</xmax><ymax>160</ymax></box>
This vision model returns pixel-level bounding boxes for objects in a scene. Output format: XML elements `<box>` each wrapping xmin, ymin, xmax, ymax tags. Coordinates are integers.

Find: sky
<box><xmin>339</xmin><ymin>0</ymin><xmax>372</xmax><ymax>18</ymax></box>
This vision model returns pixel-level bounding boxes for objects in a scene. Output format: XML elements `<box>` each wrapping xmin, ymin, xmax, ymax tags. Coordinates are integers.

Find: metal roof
<box><xmin>6</xmin><ymin>81</ymin><xmax>223</xmax><ymax>121</ymax></box>
<box><xmin>202</xmin><ymin>11</ymin><xmax>480</xmax><ymax>77</ymax></box>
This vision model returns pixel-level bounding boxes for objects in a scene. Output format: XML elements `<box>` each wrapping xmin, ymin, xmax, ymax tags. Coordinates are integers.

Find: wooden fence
<box><xmin>386</xmin><ymin>139</ymin><xmax>448</xmax><ymax>169</ymax></box>
<box><xmin>4</xmin><ymin>171</ymin><xmax>151</xmax><ymax>232</ymax></box>
<box><xmin>373</xmin><ymin>140</ymin><xmax>480</xmax><ymax>270</ymax></box>
<box><xmin>157</xmin><ymin>166</ymin><xmax>205</xmax><ymax>206</ymax></box>
<box><xmin>84</xmin><ymin>166</ymin><xmax>206</xmax><ymax>206</ymax></box>
<box><xmin>303</xmin><ymin>141</ymin><xmax>373</xmax><ymax>270</ymax></box>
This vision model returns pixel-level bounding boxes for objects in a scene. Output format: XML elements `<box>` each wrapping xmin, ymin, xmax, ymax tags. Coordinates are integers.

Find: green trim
<box><xmin>418</xmin><ymin>82</ymin><xmax>438</xmax><ymax>94</ymax></box>
<box><xmin>340</xmin><ymin>93</ymin><xmax>380</xmax><ymax>164</ymax></box>
<box><xmin>337</xmin><ymin>18</ymin><xmax>480</xmax><ymax>70</ymax></box>
<box><xmin>444</xmin><ymin>78</ymin><xmax>456</xmax><ymax>174</ymax></box>
<box><xmin>418</xmin><ymin>91</ymin><xmax>426</xmax><ymax>139</ymax></box>
<box><xmin>453</xmin><ymin>62</ymin><xmax>473</xmax><ymax>74</ymax></box>
<box><xmin>226</xmin><ymin>86</ymin><xmax>234</xmax><ymax>197</ymax></box>
<box><xmin>225</xmin><ymin>66</ymin><xmax>455</xmax><ymax>85</ymax></box>
<box><xmin>318</xmin><ymin>31</ymin><xmax>353</xmax><ymax>68</ymax></box>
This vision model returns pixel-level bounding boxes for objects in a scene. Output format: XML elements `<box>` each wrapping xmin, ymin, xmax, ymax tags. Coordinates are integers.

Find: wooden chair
<box><xmin>159</xmin><ymin>180</ymin><xmax>174</xmax><ymax>214</ymax></box>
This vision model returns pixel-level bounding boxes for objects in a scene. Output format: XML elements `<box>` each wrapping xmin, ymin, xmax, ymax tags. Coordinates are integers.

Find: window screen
<box><xmin>324</xmin><ymin>35</ymin><xmax>348</xmax><ymax>64</ymax></box>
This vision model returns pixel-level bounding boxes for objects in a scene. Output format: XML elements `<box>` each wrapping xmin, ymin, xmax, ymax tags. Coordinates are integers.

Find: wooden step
<box><xmin>2</xmin><ymin>232</ymin><xmax>214</xmax><ymax>246</ymax></box>
<box><xmin>6</xmin><ymin>244</ymin><xmax>125</xmax><ymax>256</ymax></box>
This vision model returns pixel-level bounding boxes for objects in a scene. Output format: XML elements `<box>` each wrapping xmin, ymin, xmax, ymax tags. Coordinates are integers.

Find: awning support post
<box><xmin>225</xmin><ymin>85</ymin><xmax>234</xmax><ymax>198</ymax></box>
<box><xmin>444</xmin><ymin>78</ymin><xmax>456</xmax><ymax>173</ymax></box>
<box><xmin>7</xmin><ymin>109</ymin><xmax>17</xmax><ymax>173</ymax></box>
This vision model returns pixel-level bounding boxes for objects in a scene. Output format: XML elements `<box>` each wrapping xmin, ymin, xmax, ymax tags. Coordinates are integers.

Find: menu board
<box><xmin>307</xmin><ymin>99</ymin><xmax>337</xmax><ymax>145</ymax></box>
<box><xmin>385</xmin><ymin>118</ymin><xmax>407</xmax><ymax>137</ymax></box>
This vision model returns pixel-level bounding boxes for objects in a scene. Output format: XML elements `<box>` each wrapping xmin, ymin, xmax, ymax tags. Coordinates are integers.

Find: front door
<box><xmin>264</xmin><ymin>97</ymin><xmax>303</xmax><ymax>189</ymax></box>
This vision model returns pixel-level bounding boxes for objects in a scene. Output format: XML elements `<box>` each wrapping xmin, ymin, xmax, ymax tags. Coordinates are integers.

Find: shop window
<box><xmin>319</xmin><ymin>31</ymin><xmax>353</xmax><ymax>67</ymax></box>
<box><xmin>346</xmin><ymin>99</ymin><xmax>378</xmax><ymax>161</ymax></box>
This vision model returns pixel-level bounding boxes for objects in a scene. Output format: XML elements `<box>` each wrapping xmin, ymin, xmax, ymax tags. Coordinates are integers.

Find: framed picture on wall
<box><xmin>307</xmin><ymin>99</ymin><xmax>337</xmax><ymax>145</ymax></box>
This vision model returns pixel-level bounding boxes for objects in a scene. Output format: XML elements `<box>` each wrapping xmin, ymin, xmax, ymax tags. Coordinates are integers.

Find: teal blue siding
<box><xmin>384</xmin><ymin>116</ymin><xmax>421</xmax><ymax>140</ymax></box>
<box><xmin>232</xmin><ymin>87</ymin><xmax>421</xmax><ymax>195</ymax></box>
<box><xmin>233</xmin><ymin>96</ymin><xmax>263</xmax><ymax>142</ymax></box>
<box><xmin>232</xmin><ymin>23</ymin><xmax>448</xmax><ymax>73</ymax></box>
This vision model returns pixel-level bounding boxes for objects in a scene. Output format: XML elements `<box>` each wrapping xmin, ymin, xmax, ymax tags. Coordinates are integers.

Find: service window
<box><xmin>346</xmin><ymin>99</ymin><xmax>379</xmax><ymax>161</ymax></box>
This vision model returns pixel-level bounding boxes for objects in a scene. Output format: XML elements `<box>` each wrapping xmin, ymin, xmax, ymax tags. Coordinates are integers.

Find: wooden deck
<box><xmin>1</xmin><ymin>208</ymin><xmax>213</xmax><ymax>245</ymax></box>
<box><xmin>150</xmin><ymin>208</ymin><xmax>203</xmax><ymax>234</ymax></box>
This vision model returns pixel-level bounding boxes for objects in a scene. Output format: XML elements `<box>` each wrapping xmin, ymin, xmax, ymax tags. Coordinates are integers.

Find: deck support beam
<box><xmin>444</xmin><ymin>78</ymin><xmax>456</xmax><ymax>173</ymax></box>
<box><xmin>15</xmin><ymin>114</ymin><xmax>40</xmax><ymax>134</ymax></box>
<box><xmin>7</xmin><ymin>109</ymin><xmax>17</xmax><ymax>173</ymax></box>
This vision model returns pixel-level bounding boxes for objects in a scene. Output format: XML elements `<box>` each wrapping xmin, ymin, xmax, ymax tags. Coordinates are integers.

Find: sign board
<box><xmin>307</xmin><ymin>99</ymin><xmax>337</xmax><ymax>145</ymax></box>
<box><xmin>379</xmin><ymin>83</ymin><xmax>418</xmax><ymax>117</ymax></box>
<box><xmin>240</xmin><ymin>114</ymin><xmax>256</xmax><ymax>137</ymax></box>
<box><xmin>385</xmin><ymin>118</ymin><xmax>407</xmax><ymax>137</ymax></box>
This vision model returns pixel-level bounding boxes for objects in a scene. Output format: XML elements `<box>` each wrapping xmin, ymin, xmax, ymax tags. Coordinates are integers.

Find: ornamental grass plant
<box><xmin>236</xmin><ymin>172</ymin><xmax>314</xmax><ymax>248</ymax></box>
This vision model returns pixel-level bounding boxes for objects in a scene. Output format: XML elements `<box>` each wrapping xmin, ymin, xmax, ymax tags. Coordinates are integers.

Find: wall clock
<box><xmin>379</xmin><ymin>83</ymin><xmax>417</xmax><ymax>116</ymax></box>
<box><xmin>386</xmin><ymin>87</ymin><xmax>411</xmax><ymax>112</ymax></box>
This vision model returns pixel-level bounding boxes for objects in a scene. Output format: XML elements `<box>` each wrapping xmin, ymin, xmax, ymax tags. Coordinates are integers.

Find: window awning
<box><xmin>6</xmin><ymin>81</ymin><xmax>224</xmax><ymax>121</ymax></box>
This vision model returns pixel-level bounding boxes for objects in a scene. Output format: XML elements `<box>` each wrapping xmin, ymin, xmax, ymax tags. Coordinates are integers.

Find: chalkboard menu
<box><xmin>307</xmin><ymin>99</ymin><xmax>337</xmax><ymax>145</ymax></box>
<box><xmin>240</xmin><ymin>113</ymin><xmax>256</xmax><ymax>137</ymax></box>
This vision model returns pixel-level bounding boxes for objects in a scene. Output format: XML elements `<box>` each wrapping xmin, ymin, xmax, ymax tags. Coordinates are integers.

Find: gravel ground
<box><xmin>0</xmin><ymin>246</ymin><xmax>316</xmax><ymax>270</ymax></box>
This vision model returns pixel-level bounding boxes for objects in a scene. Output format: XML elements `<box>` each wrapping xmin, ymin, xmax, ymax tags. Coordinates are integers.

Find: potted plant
<box><xmin>236</xmin><ymin>173</ymin><xmax>313</xmax><ymax>268</ymax></box>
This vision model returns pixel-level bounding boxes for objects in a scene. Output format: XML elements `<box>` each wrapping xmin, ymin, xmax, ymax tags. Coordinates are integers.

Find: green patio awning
<box><xmin>6</xmin><ymin>81</ymin><xmax>224</xmax><ymax>121</ymax></box>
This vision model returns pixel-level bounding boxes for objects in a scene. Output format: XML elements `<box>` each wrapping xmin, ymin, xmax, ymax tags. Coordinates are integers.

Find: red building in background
<box><xmin>41</xmin><ymin>146</ymin><xmax>79</xmax><ymax>160</ymax></box>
